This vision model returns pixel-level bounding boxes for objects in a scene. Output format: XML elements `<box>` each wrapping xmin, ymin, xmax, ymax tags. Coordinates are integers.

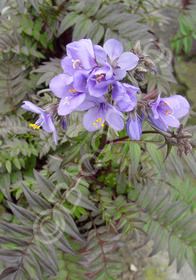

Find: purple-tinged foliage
<box><xmin>21</xmin><ymin>101</ymin><xmax>58</xmax><ymax>144</ymax></box>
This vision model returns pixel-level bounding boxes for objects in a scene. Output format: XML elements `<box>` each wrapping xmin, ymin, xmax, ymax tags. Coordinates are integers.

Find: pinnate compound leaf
<box><xmin>187</xmin><ymin>247</ymin><xmax>196</xmax><ymax>275</ymax></box>
<box><xmin>54</xmin><ymin>206</ymin><xmax>84</xmax><ymax>242</ymax></box>
<box><xmin>168</xmin><ymin>235</ymin><xmax>180</xmax><ymax>266</ymax></box>
<box><xmin>42</xmin><ymin>221</ymin><xmax>75</xmax><ymax>255</ymax></box>
<box><xmin>57</xmin><ymin>12</ymin><xmax>80</xmax><ymax>37</ymax></box>
<box><xmin>30</xmin><ymin>244</ymin><xmax>57</xmax><ymax>276</ymax></box>
<box><xmin>0</xmin><ymin>221</ymin><xmax>33</xmax><ymax>237</ymax></box>
<box><xmin>0</xmin><ymin>235</ymin><xmax>29</xmax><ymax>246</ymax></box>
<box><xmin>33</xmin><ymin>170</ymin><xmax>61</xmax><ymax>202</ymax></box>
<box><xmin>0</xmin><ymin>249</ymin><xmax>24</xmax><ymax>262</ymax></box>
<box><xmin>0</xmin><ymin>266</ymin><xmax>19</xmax><ymax>279</ymax></box>
<box><xmin>66</xmin><ymin>189</ymin><xmax>98</xmax><ymax>212</ymax></box>
<box><xmin>24</xmin><ymin>254</ymin><xmax>43</xmax><ymax>280</ymax></box>
<box><xmin>129</xmin><ymin>142</ymin><xmax>141</xmax><ymax>177</ymax></box>
<box><xmin>8</xmin><ymin>201</ymin><xmax>37</xmax><ymax>225</ymax></box>
<box><xmin>22</xmin><ymin>183</ymin><xmax>51</xmax><ymax>211</ymax></box>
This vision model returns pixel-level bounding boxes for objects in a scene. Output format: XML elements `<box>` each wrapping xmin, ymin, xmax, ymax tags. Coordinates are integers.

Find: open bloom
<box><xmin>61</xmin><ymin>39</ymin><xmax>97</xmax><ymax>75</ymax></box>
<box><xmin>79</xmin><ymin>96</ymin><xmax>124</xmax><ymax>131</ymax></box>
<box><xmin>21</xmin><ymin>101</ymin><xmax>58</xmax><ymax>145</ymax></box>
<box><xmin>95</xmin><ymin>39</ymin><xmax>139</xmax><ymax>80</ymax></box>
<box><xmin>87</xmin><ymin>65</ymin><xmax>114</xmax><ymax>97</ymax></box>
<box><xmin>112</xmin><ymin>82</ymin><xmax>139</xmax><ymax>112</ymax></box>
<box><xmin>126</xmin><ymin>111</ymin><xmax>144</xmax><ymax>140</ymax></box>
<box><xmin>148</xmin><ymin>95</ymin><xmax>190</xmax><ymax>131</ymax></box>
<box><xmin>49</xmin><ymin>71</ymin><xmax>88</xmax><ymax>115</ymax></box>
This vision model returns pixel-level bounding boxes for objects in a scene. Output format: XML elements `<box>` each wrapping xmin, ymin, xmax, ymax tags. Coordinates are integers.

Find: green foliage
<box><xmin>171</xmin><ymin>3</ymin><xmax>196</xmax><ymax>56</ymax></box>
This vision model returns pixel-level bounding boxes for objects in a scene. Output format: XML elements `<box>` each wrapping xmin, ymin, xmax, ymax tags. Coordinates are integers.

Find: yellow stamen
<box><xmin>79</xmin><ymin>67</ymin><xmax>82</xmax><ymax>70</ymax></box>
<box><xmin>93</xmin><ymin>122</ymin><xmax>97</xmax><ymax>126</ymax></box>
<box><xmin>164</xmin><ymin>102</ymin><xmax>167</xmax><ymax>105</ymax></box>
<box><xmin>30</xmin><ymin>123</ymin><xmax>40</xmax><ymax>130</ymax></box>
<box><xmin>72</xmin><ymin>88</ymin><xmax>77</xmax><ymax>93</ymax></box>
<box><xmin>69</xmin><ymin>89</ymin><xmax>72</xmax><ymax>93</ymax></box>
<box><xmin>166</xmin><ymin>110</ymin><xmax>169</xmax><ymax>115</ymax></box>
<box><xmin>98</xmin><ymin>117</ymin><xmax>102</xmax><ymax>122</ymax></box>
<box><xmin>101</xmin><ymin>123</ymin><xmax>104</xmax><ymax>127</ymax></box>
<box><xmin>96</xmin><ymin>119</ymin><xmax>99</xmax><ymax>123</ymax></box>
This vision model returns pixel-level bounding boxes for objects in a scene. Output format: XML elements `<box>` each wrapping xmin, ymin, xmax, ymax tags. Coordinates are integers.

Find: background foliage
<box><xmin>0</xmin><ymin>0</ymin><xmax>196</xmax><ymax>279</ymax></box>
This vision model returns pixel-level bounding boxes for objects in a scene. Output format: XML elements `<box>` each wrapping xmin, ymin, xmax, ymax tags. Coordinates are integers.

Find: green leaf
<box><xmin>22</xmin><ymin>183</ymin><xmax>51</xmax><ymax>212</ymax></box>
<box><xmin>87</xmin><ymin>21</ymin><xmax>104</xmax><ymax>44</ymax></box>
<box><xmin>186</xmin><ymin>247</ymin><xmax>196</xmax><ymax>275</ymax></box>
<box><xmin>72</xmin><ymin>16</ymin><xmax>92</xmax><ymax>41</ymax></box>
<box><xmin>168</xmin><ymin>235</ymin><xmax>180</xmax><ymax>266</ymax></box>
<box><xmin>5</xmin><ymin>160</ymin><xmax>11</xmax><ymax>173</ymax></box>
<box><xmin>8</xmin><ymin>201</ymin><xmax>37</xmax><ymax>225</ymax></box>
<box><xmin>53</xmin><ymin>206</ymin><xmax>84</xmax><ymax>242</ymax></box>
<box><xmin>66</xmin><ymin>189</ymin><xmax>98</xmax><ymax>212</ymax></box>
<box><xmin>12</xmin><ymin>157</ymin><xmax>21</xmax><ymax>169</ymax></box>
<box><xmin>147</xmin><ymin>143</ymin><xmax>165</xmax><ymax>176</ymax></box>
<box><xmin>57</xmin><ymin>12</ymin><xmax>80</xmax><ymax>37</ymax></box>
<box><xmin>183</xmin><ymin>36</ymin><xmax>192</xmax><ymax>56</ymax></box>
<box><xmin>33</xmin><ymin>170</ymin><xmax>61</xmax><ymax>202</ymax></box>
<box><xmin>129</xmin><ymin>142</ymin><xmax>141</xmax><ymax>177</ymax></box>
<box><xmin>43</xmin><ymin>221</ymin><xmax>75</xmax><ymax>255</ymax></box>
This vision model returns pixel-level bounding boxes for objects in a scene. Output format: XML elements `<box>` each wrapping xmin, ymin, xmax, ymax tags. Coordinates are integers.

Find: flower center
<box><xmin>72</xmin><ymin>59</ymin><xmax>82</xmax><ymax>70</ymax></box>
<box><xmin>30</xmin><ymin>123</ymin><xmax>40</xmax><ymax>130</ymax></box>
<box><xmin>93</xmin><ymin>117</ymin><xmax>104</xmax><ymax>127</ymax></box>
<box><xmin>95</xmin><ymin>74</ymin><xmax>104</xmax><ymax>83</ymax></box>
<box><xmin>69</xmin><ymin>88</ymin><xmax>77</xmax><ymax>93</ymax></box>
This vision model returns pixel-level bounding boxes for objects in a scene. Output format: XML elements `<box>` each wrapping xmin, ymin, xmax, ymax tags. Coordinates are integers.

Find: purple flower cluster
<box><xmin>22</xmin><ymin>38</ymin><xmax>190</xmax><ymax>144</ymax></box>
<box><xmin>49</xmin><ymin>38</ymin><xmax>139</xmax><ymax>133</ymax></box>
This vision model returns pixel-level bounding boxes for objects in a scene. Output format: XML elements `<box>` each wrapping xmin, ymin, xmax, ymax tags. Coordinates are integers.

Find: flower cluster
<box><xmin>22</xmin><ymin>38</ymin><xmax>190</xmax><ymax>144</ymax></box>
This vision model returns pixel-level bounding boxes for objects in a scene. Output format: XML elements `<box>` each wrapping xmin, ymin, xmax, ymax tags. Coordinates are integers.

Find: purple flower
<box><xmin>61</xmin><ymin>39</ymin><xmax>97</xmax><ymax>75</ymax></box>
<box><xmin>87</xmin><ymin>65</ymin><xmax>114</xmax><ymax>97</ymax></box>
<box><xmin>148</xmin><ymin>95</ymin><xmax>190</xmax><ymax>131</ymax></box>
<box><xmin>112</xmin><ymin>82</ymin><xmax>139</xmax><ymax>112</ymax></box>
<box><xmin>81</xmin><ymin>96</ymin><xmax>124</xmax><ymax>131</ymax></box>
<box><xmin>126</xmin><ymin>112</ymin><xmax>144</xmax><ymax>140</ymax></box>
<box><xmin>21</xmin><ymin>101</ymin><xmax>58</xmax><ymax>145</ymax></box>
<box><xmin>97</xmin><ymin>39</ymin><xmax>139</xmax><ymax>80</ymax></box>
<box><xmin>49</xmin><ymin>72</ymin><xmax>88</xmax><ymax>115</ymax></box>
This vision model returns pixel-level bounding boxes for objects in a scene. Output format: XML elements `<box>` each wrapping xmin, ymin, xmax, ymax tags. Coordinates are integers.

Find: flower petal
<box><xmin>117</xmin><ymin>52</ymin><xmax>139</xmax><ymax>71</ymax></box>
<box><xmin>73</xmin><ymin>71</ymin><xmax>88</xmax><ymax>92</ymax></box>
<box><xmin>78</xmin><ymin>95</ymin><xmax>106</xmax><ymax>111</ymax></box>
<box><xmin>88</xmin><ymin>79</ymin><xmax>111</xmax><ymax>97</ymax></box>
<box><xmin>21</xmin><ymin>101</ymin><xmax>43</xmax><ymax>114</ymax></box>
<box><xmin>41</xmin><ymin>114</ymin><xmax>55</xmax><ymax>133</ymax></box>
<box><xmin>112</xmin><ymin>82</ymin><xmax>138</xmax><ymax>112</ymax></box>
<box><xmin>148</xmin><ymin>115</ymin><xmax>168</xmax><ymax>131</ymax></box>
<box><xmin>113</xmin><ymin>68</ymin><xmax>126</xmax><ymax>80</ymax></box>
<box><xmin>161</xmin><ymin>95</ymin><xmax>190</xmax><ymax>118</ymax></box>
<box><xmin>66</xmin><ymin>39</ymin><xmax>96</xmax><ymax>70</ymax></box>
<box><xmin>83</xmin><ymin>106</ymin><xmax>105</xmax><ymax>132</ymax></box>
<box><xmin>49</xmin><ymin>74</ymin><xmax>73</xmax><ymax>98</ymax></box>
<box><xmin>94</xmin><ymin>45</ymin><xmax>107</xmax><ymax>64</ymax></box>
<box><xmin>126</xmin><ymin>113</ymin><xmax>143</xmax><ymax>140</ymax></box>
<box><xmin>106</xmin><ymin>107</ymin><xmax>124</xmax><ymax>131</ymax></box>
<box><xmin>58</xmin><ymin>93</ymin><xmax>86</xmax><ymax>115</ymax></box>
<box><xmin>103</xmin><ymin>39</ymin><xmax>123</xmax><ymax>61</ymax></box>
<box><xmin>61</xmin><ymin>56</ymin><xmax>74</xmax><ymax>75</ymax></box>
